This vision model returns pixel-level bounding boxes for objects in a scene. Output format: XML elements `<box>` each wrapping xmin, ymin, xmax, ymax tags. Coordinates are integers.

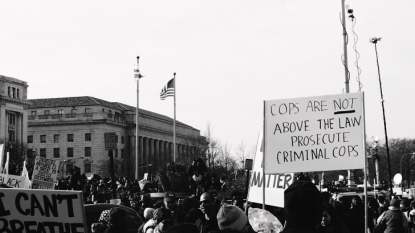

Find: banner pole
<box><xmin>173</xmin><ymin>72</ymin><xmax>176</xmax><ymax>163</ymax></box>
<box><xmin>362</xmin><ymin>92</ymin><xmax>368</xmax><ymax>233</ymax></box>
<box><xmin>262</xmin><ymin>101</ymin><xmax>266</xmax><ymax>209</ymax></box>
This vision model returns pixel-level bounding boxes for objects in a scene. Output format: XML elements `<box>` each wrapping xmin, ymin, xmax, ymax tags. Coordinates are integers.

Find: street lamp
<box><xmin>134</xmin><ymin>56</ymin><xmax>144</xmax><ymax>180</ymax></box>
<box><xmin>400</xmin><ymin>152</ymin><xmax>415</xmax><ymax>191</ymax></box>
<box><xmin>370</xmin><ymin>37</ymin><xmax>393</xmax><ymax>194</ymax></box>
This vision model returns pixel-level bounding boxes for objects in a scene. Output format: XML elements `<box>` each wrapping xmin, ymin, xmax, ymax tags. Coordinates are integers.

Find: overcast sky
<box><xmin>1</xmin><ymin>1</ymin><xmax>414</xmax><ymax>157</ymax></box>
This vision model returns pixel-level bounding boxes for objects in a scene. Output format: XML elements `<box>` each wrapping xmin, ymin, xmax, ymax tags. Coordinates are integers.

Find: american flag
<box><xmin>160</xmin><ymin>78</ymin><xmax>175</xmax><ymax>100</ymax></box>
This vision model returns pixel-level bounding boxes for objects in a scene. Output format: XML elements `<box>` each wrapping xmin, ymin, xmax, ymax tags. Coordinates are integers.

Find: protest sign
<box><xmin>248</xmin><ymin>133</ymin><xmax>294</xmax><ymax>207</ymax></box>
<box><xmin>264</xmin><ymin>92</ymin><xmax>365</xmax><ymax>173</ymax></box>
<box><xmin>0</xmin><ymin>189</ymin><xmax>86</xmax><ymax>233</ymax></box>
<box><xmin>0</xmin><ymin>174</ymin><xmax>27</xmax><ymax>188</ymax></box>
<box><xmin>32</xmin><ymin>156</ymin><xmax>60</xmax><ymax>189</ymax></box>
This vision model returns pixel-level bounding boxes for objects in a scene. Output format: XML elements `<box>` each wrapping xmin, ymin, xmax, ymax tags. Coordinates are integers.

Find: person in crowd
<box><xmin>144</xmin><ymin>208</ymin><xmax>156</xmax><ymax>221</ymax></box>
<box><xmin>212</xmin><ymin>203</ymin><xmax>255</xmax><ymax>233</ymax></box>
<box><xmin>195</xmin><ymin>158</ymin><xmax>208</xmax><ymax>176</ymax></box>
<box><xmin>138</xmin><ymin>194</ymin><xmax>154</xmax><ymax>221</ymax></box>
<box><xmin>192</xmin><ymin>170</ymin><xmax>204</xmax><ymax>198</ymax></box>
<box><xmin>281</xmin><ymin>179</ymin><xmax>323</xmax><ymax>233</ymax></box>
<box><xmin>349</xmin><ymin>197</ymin><xmax>365</xmax><ymax>233</ymax></box>
<box><xmin>152</xmin><ymin>208</ymin><xmax>174</xmax><ymax>233</ymax></box>
<box><xmin>219</xmin><ymin>176</ymin><xmax>227</xmax><ymax>193</ymax></box>
<box><xmin>195</xmin><ymin>192</ymin><xmax>220</xmax><ymax>233</ymax></box>
<box><xmin>163</xmin><ymin>192</ymin><xmax>181</xmax><ymax>224</ymax></box>
<box><xmin>317</xmin><ymin>203</ymin><xmax>350</xmax><ymax>233</ymax></box>
<box><xmin>231</xmin><ymin>192</ymin><xmax>244</xmax><ymax>210</ymax></box>
<box><xmin>178</xmin><ymin>197</ymin><xmax>194</xmax><ymax>223</ymax></box>
<box><xmin>188</xmin><ymin>160</ymin><xmax>198</xmax><ymax>179</ymax></box>
<box><xmin>103</xmin><ymin>207</ymin><xmax>128</xmax><ymax>233</ymax></box>
<box><xmin>409</xmin><ymin>201</ymin><xmax>415</xmax><ymax>232</ymax></box>
<box><xmin>377</xmin><ymin>198</ymin><xmax>409</xmax><ymax>233</ymax></box>
<box><xmin>368</xmin><ymin>199</ymin><xmax>379</xmax><ymax>233</ymax></box>
<box><xmin>378</xmin><ymin>195</ymin><xmax>388</xmax><ymax>216</ymax></box>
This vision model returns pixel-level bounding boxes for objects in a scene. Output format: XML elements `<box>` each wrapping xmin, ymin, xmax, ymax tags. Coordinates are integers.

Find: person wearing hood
<box><xmin>282</xmin><ymin>179</ymin><xmax>323</xmax><ymax>233</ymax></box>
<box><xmin>376</xmin><ymin>198</ymin><xmax>408</xmax><ymax>233</ymax></box>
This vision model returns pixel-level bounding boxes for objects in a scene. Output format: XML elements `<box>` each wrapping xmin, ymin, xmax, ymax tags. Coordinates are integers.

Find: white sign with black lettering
<box><xmin>248</xmin><ymin>133</ymin><xmax>294</xmax><ymax>208</ymax></box>
<box><xmin>264</xmin><ymin>92</ymin><xmax>365</xmax><ymax>173</ymax></box>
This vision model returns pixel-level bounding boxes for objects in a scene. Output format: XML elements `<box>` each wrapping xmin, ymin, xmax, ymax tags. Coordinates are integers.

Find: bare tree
<box><xmin>182</xmin><ymin>133</ymin><xmax>208</xmax><ymax>163</ymax></box>
<box><xmin>216</xmin><ymin>143</ymin><xmax>238</xmax><ymax>178</ymax></box>
<box><xmin>235</xmin><ymin>141</ymin><xmax>255</xmax><ymax>169</ymax></box>
<box><xmin>204</xmin><ymin>122</ymin><xmax>221</xmax><ymax>170</ymax></box>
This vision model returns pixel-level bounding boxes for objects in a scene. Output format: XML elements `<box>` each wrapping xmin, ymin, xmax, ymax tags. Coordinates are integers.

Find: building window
<box><xmin>31</xmin><ymin>111</ymin><xmax>36</xmax><ymax>116</ymax></box>
<box><xmin>85</xmin><ymin>147</ymin><xmax>91</xmax><ymax>157</ymax></box>
<box><xmin>85</xmin><ymin>164</ymin><xmax>91</xmax><ymax>173</ymax></box>
<box><xmin>53</xmin><ymin>134</ymin><xmax>60</xmax><ymax>143</ymax></box>
<box><xmin>40</xmin><ymin>148</ymin><xmax>46</xmax><ymax>157</ymax></box>
<box><xmin>121</xmin><ymin>149</ymin><xmax>124</xmax><ymax>158</ymax></box>
<box><xmin>8</xmin><ymin>113</ymin><xmax>16</xmax><ymax>142</ymax></box>
<box><xmin>27</xmin><ymin>149</ymin><xmax>33</xmax><ymax>158</ymax></box>
<box><xmin>66</xmin><ymin>164</ymin><xmax>73</xmax><ymax>174</ymax></box>
<box><xmin>53</xmin><ymin>148</ymin><xmax>60</xmax><ymax>158</ymax></box>
<box><xmin>27</xmin><ymin>135</ymin><xmax>33</xmax><ymax>143</ymax></box>
<box><xmin>58</xmin><ymin>109</ymin><xmax>64</xmax><ymax>115</ymax></box>
<box><xmin>67</xmin><ymin>147</ymin><xmax>73</xmax><ymax>157</ymax></box>
<box><xmin>85</xmin><ymin>133</ymin><xmax>91</xmax><ymax>141</ymax></box>
<box><xmin>114</xmin><ymin>149</ymin><xmax>118</xmax><ymax>158</ymax></box>
<box><xmin>71</xmin><ymin>109</ymin><xmax>77</xmax><ymax>114</ymax></box>
<box><xmin>67</xmin><ymin>134</ymin><xmax>74</xmax><ymax>142</ymax></box>
<box><xmin>44</xmin><ymin>110</ymin><xmax>50</xmax><ymax>115</ymax></box>
<box><xmin>40</xmin><ymin>135</ymin><xmax>46</xmax><ymax>143</ymax></box>
<box><xmin>85</xmin><ymin>108</ymin><xmax>91</xmax><ymax>113</ymax></box>
<box><xmin>121</xmin><ymin>136</ymin><xmax>124</xmax><ymax>144</ymax></box>
<box><xmin>16</xmin><ymin>89</ymin><xmax>19</xmax><ymax>99</ymax></box>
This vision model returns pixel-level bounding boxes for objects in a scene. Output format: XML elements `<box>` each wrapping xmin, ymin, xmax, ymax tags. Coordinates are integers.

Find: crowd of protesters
<box><xmin>54</xmin><ymin>164</ymin><xmax>415</xmax><ymax>233</ymax></box>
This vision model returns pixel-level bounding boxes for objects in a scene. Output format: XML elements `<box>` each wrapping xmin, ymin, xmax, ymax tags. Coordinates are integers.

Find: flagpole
<box><xmin>135</xmin><ymin>56</ymin><xmax>140</xmax><ymax>180</ymax></box>
<box><xmin>173</xmin><ymin>72</ymin><xmax>176</xmax><ymax>163</ymax></box>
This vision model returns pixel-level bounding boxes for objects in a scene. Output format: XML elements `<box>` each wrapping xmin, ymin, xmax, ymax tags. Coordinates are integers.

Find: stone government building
<box><xmin>1</xmin><ymin>75</ymin><xmax>206</xmax><ymax>179</ymax></box>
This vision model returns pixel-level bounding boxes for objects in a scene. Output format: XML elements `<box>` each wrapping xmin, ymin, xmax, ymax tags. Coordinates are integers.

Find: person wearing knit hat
<box><xmin>215</xmin><ymin>203</ymin><xmax>252</xmax><ymax>233</ymax></box>
<box><xmin>282</xmin><ymin>179</ymin><xmax>324</xmax><ymax>233</ymax></box>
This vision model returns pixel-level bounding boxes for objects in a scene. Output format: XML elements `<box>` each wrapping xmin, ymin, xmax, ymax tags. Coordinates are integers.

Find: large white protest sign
<box><xmin>264</xmin><ymin>92</ymin><xmax>365</xmax><ymax>173</ymax></box>
<box><xmin>248</xmin><ymin>133</ymin><xmax>294</xmax><ymax>207</ymax></box>
<box><xmin>32</xmin><ymin>156</ymin><xmax>60</xmax><ymax>189</ymax></box>
<box><xmin>0</xmin><ymin>189</ymin><xmax>86</xmax><ymax>233</ymax></box>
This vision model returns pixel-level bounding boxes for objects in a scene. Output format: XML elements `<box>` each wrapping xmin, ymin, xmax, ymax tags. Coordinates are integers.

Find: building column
<box><xmin>143</xmin><ymin>137</ymin><xmax>149</xmax><ymax>177</ymax></box>
<box><xmin>153</xmin><ymin>139</ymin><xmax>158</xmax><ymax>176</ymax></box>
<box><xmin>164</xmin><ymin>141</ymin><xmax>169</xmax><ymax>164</ymax></box>
<box><xmin>149</xmin><ymin>138</ymin><xmax>154</xmax><ymax>179</ymax></box>
<box><xmin>159</xmin><ymin>140</ymin><xmax>164</xmax><ymax>168</ymax></box>
<box><xmin>177</xmin><ymin>144</ymin><xmax>181</xmax><ymax>163</ymax></box>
